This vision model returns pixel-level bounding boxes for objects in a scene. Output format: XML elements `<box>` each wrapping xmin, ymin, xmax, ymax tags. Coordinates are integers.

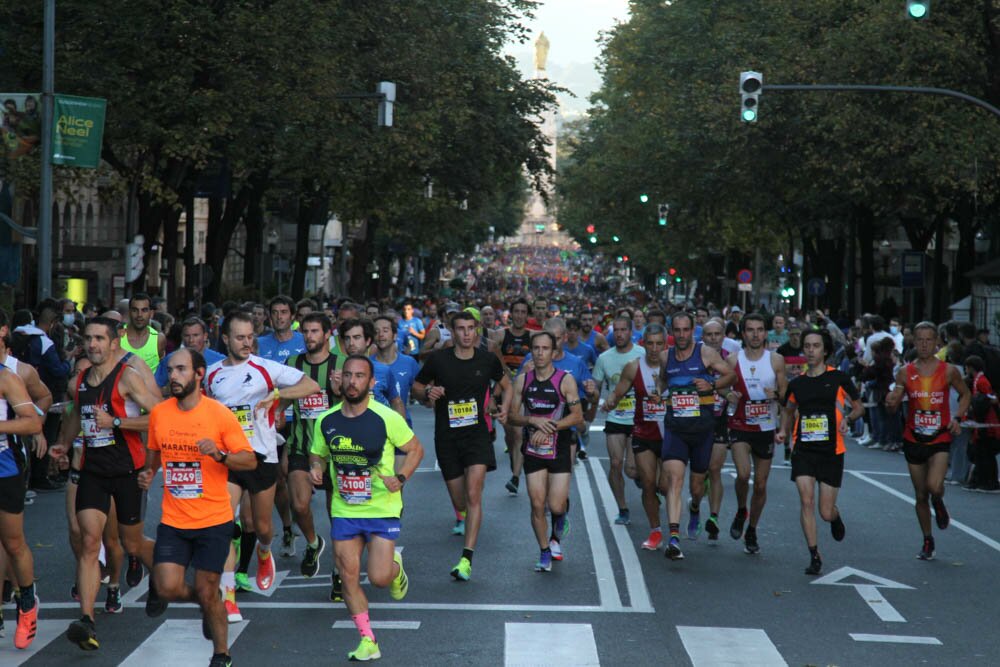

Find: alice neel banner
<box><xmin>52</xmin><ymin>94</ymin><xmax>106</xmax><ymax>168</ymax></box>
<box><xmin>1</xmin><ymin>92</ymin><xmax>106</xmax><ymax>168</ymax></box>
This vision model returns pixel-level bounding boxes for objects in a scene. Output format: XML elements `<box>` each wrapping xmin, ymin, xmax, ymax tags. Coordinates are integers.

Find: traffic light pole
<box><xmin>763</xmin><ymin>84</ymin><xmax>1000</xmax><ymax>120</ymax></box>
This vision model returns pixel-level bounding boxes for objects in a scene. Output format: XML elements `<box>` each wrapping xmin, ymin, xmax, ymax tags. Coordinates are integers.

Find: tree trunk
<box><xmin>932</xmin><ymin>216</ymin><xmax>947</xmax><ymax>322</ymax></box>
<box><xmin>349</xmin><ymin>217</ymin><xmax>378</xmax><ymax>301</ymax></box>
<box><xmin>243</xmin><ymin>189</ymin><xmax>264</xmax><ymax>291</ymax></box>
<box><xmin>855</xmin><ymin>206</ymin><xmax>876</xmax><ymax>314</ymax></box>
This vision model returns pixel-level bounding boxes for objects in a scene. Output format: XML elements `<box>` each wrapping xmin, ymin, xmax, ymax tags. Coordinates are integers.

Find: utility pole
<box><xmin>38</xmin><ymin>0</ymin><xmax>55</xmax><ymax>301</ymax></box>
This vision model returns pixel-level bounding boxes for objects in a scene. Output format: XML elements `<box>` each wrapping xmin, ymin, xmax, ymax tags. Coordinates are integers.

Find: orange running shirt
<box><xmin>148</xmin><ymin>396</ymin><xmax>253</xmax><ymax>529</ymax></box>
<box><xmin>902</xmin><ymin>360</ymin><xmax>952</xmax><ymax>445</ymax></box>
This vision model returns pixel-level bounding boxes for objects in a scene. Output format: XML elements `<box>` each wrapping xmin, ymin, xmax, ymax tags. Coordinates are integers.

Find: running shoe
<box><xmin>705</xmin><ymin>517</ymin><xmax>720</xmax><ymax>540</ymax></box>
<box><xmin>534</xmin><ymin>550</ymin><xmax>553</xmax><ymax>572</ymax></box>
<box><xmin>805</xmin><ymin>554</ymin><xmax>823</xmax><ymax>575</ymax></box>
<box><xmin>209</xmin><ymin>653</ymin><xmax>233</xmax><ymax>667</ymax></box>
<box><xmin>614</xmin><ymin>509</ymin><xmax>630</xmax><ymax>525</ymax></box>
<box><xmin>330</xmin><ymin>573</ymin><xmax>344</xmax><ymax>602</ymax></box>
<box><xmin>126</xmin><ymin>555</ymin><xmax>143</xmax><ymax>587</ymax></box>
<box><xmin>14</xmin><ymin>596</ymin><xmax>38</xmax><ymax>649</ymax></box>
<box><xmin>452</xmin><ymin>519</ymin><xmax>466</xmax><ymax>536</ymax></box>
<box><xmin>224</xmin><ymin>596</ymin><xmax>243</xmax><ymax>623</ymax></box>
<box><xmin>234</xmin><ymin>572</ymin><xmax>253</xmax><ymax>592</ymax></box>
<box><xmin>917</xmin><ymin>537</ymin><xmax>935</xmax><ymax>561</ymax></box>
<box><xmin>256</xmin><ymin>547</ymin><xmax>275</xmax><ymax>590</ymax></box>
<box><xmin>549</xmin><ymin>538</ymin><xmax>563</xmax><ymax>561</ymax></box>
<box><xmin>280</xmin><ymin>527</ymin><xmax>296</xmax><ymax>557</ymax></box>
<box><xmin>665</xmin><ymin>536</ymin><xmax>684</xmax><ymax>560</ymax></box>
<box><xmin>578</xmin><ymin>449</ymin><xmax>588</xmax><ymax>460</ymax></box>
<box><xmin>145</xmin><ymin>578</ymin><xmax>168</xmax><ymax>618</ymax></box>
<box><xmin>743</xmin><ymin>527</ymin><xmax>760</xmax><ymax>555</ymax></box>
<box><xmin>505</xmin><ymin>476</ymin><xmax>519</xmax><ymax>496</ymax></box>
<box><xmin>450</xmin><ymin>557</ymin><xmax>472</xmax><ymax>581</ymax></box>
<box><xmin>390</xmin><ymin>551</ymin><xmax>408</xmax><ymax>600</ymax></box>
<box><xmin>301</xmin><ymin>536</ymin><xmax>326</xmax><ymax>578</ymax></box>
<box><xmin>831</xmin><ymin>513</ymin><xmax>846</xmax><ymax>542</ymax></box>
<box><xmin>66</xmin><ymin>615</ymin><xmax>99</xmax><ymax>651</ymax></box>
<box><xmin>687</xmin><ymin>504</ymin><xmax>701</xmax><ymax>540</ymax></box>
<box><xmin>641</xmin><ymin>529</ymin><xmax>663</xmax><ymax>550</ymax></box>
<box><xmin>348</xmin><ymin>636</ymin><xmax>381</xmax><ymax>661</ymax></box>
<box><xmin>730</xmin><ymin>508</ymin><xmax>748</xmax><ymax>540</ymax></box>
<box><xmin>931</xmin><ymin>496</ymin><xmax>950</xmax><ymax>530</ymax></box>
<box><xmin>105</xmin><ymin>586</ymin><xmax>123</xmax><ymax>614</ymax></box>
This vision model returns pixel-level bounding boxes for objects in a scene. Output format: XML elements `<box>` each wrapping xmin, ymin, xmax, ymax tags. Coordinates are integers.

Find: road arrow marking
<box><xmin>812</xmin><ymin>566</ymin><xmax>913</xmax><ymax>622</ymax></box>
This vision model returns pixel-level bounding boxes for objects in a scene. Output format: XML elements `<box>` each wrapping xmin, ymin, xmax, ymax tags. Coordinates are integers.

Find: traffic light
<box><xmin>658</xmin><ymin>203</ymin><xmax>669</xmax><ymax>226</ymax></box>
<box><xmin>674</xmin><ymin>274</ymin><xmax>682</xmax><ymax>284</ymax></box>
<box><xmin>740</xmin><ymin>71</ymin><xmax>763</xmax><ymax>123</ymax></box>
<box><xmin>586</xmin><ymin>224</ymin><xmax>596</xmax><ymax>234</ymax></box>
<box><xmin>589</xmin><ymin>235</ymin><xmax>598</xmax><ymax>244</ymax></box>
<box><xmin>668</xmin><ymin>267</ymin><xmax>677</xmax><ymax>276</ymax></box>
<box><xmin>906</xmin><ymin>0</ymin><xmax>929</xmax><ymax>19</ymax></box>
<box><xmin>612</xmin><ymin>235</ymin><xmax>620</xmax><ymax>243</ymax></box>
<box><xmin>781</xmin><ymin>286</ymin><xmax>796</xmax><ymax>298</ymax></box>
<box><xmin>658</xmin><ymin>275</ymin><xmax>668</xmax><ymax>286</ymax></box>
<box><xmin>125</xmin><ymin>235</ymin><xmax>145</xmax><ymax>283</ymax></box>
<box><xmin>639</xmin><ymin>194</ymin><xmax>649</xmax><ymax>204</ymax></box>
<box><xmin>622</xmin><ymin>255</ymin><xmax>629</xmax><ymax>262</ymax></box>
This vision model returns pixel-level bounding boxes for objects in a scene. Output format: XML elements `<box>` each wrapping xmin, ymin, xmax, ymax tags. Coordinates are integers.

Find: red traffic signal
<box><xmin>668</xmin><ymin>267</ymin><xmax>677</xmax><ymax>276</ymax></box>
<box><xmin>586</xmin><ymin>224</ymin><xmax>596</xmax><ymax>234</ymax></box>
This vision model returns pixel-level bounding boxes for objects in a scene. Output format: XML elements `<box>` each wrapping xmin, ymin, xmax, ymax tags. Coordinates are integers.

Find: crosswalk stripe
<box><xmin>504</xmin><ymin>623</ymin><xmax>599</xmax><ymax>666</ymax></box>
<box><xmin>678</xmin><ymin>626</ymin><xmax>787</xmax><ymax>666</ymax></box>
<box><xmin>0</xmin><ymin>619</ymin><xmax>65</xmax><ymax>666</ymax></box>
<box><xmin>119</xmin><ymin>619</ymin><xmax>249</xmax><ymax>666</ymax></box>
<box><xmin>331</xmin><ymin>620</ymin><xmax>420</xmax><ymax>630</ymax></box>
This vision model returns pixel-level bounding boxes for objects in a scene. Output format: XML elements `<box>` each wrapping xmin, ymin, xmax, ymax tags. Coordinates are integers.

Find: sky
<box><xmin>505</xmin><ymin>0</ymin><xmax>631</xmax><ymax>119</ymax></box>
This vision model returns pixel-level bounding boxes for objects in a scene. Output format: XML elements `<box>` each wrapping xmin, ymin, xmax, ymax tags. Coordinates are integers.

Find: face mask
<box><xmin>63</xmin><ymin>314</ymin><xmax>76</xmax><ymax>327</ymax></box>
<box><xmin>890</xmin><ymin>326</ymin><xmax>899</xmax><ymax>335</ymax></box>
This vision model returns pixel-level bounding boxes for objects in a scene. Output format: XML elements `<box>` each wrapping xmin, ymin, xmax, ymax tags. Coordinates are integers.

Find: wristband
<box><xmin>273</xmin><ymin>388</ymin><xmax>281</xmax><ymax>401</ymax></box>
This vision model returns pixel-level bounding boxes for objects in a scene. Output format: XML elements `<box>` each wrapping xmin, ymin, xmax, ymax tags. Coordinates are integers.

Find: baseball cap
<box><xmin>730</xmin><ymin>306</ymin><xmax>742</xmax><ymax>313</ymax></box>
<box><xmin>444</xmin><ymin>302</ymin><xmax>461</xmax><ymax>314</ymax></box>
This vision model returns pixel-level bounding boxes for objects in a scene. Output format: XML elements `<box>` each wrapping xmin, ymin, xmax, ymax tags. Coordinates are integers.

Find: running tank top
<box><xmin>434</xmin><ymin>322</ymin><xmax>452</xmax><ymax>349</ymax></box>
<box><xmin>728</xmin><ymin>349</ymin><xmax>778</xmax><ymax>432</ymax></box>
<box><xmin>75</xmin><ymin>357</ymin><xmax>144</xmax><ymax>476</ymax></box>
<box><xmin>521</xmin><ymin>368</ymin><xmax>570</xmax><ymax>458</ymax></box>
<box><xmin>285</xmin><ymin>353</ymin><xmax>339</xmax><ymax>457</ymax></box>
<box><xmin>903</xmin><ymin>360</ymin><xmax>952</xmax><ymax>445</ymax></box>
<box><xmin>121</xmin><ymin>326</ymin><xmax>160</xmax><ymax>372</ymax></box>
<box><xmin>663</xmin><ymin>342</ymin><xmax>716</xmax><ymax>433</ymax></box>
<box><xmin>501</xmin><ymin>328</ymin><xmax>531</xmax><ymax>371</ymax></box>
<box><xmin>632</xmin><ymin>356</ymin><xmax>665</xmax><ymax>441</ymax></box>
<box><xmin>0</xmin><ymin>366</ymin><xmax>18</xmax><ymax>478</ymax></box>
<box><xmin>585</xmin><ymin>329</ymin><xmax>600</xmax><ymax>350</ymax></box>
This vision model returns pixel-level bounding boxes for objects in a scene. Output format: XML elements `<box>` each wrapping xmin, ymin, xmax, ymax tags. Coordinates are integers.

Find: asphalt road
<box><xmin>4</xmin><ymin>405</ymin><xmax>999</xmax><ymax>666</ymax></box>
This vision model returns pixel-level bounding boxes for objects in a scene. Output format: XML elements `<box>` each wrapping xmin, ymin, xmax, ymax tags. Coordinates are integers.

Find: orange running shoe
<box><xmin>255</xmin><ymin>547</ymin><xmax>274</xmax><ymax>591</ymax></box>
<box><xmin>15</xmin><ymin>596</ymin><xmax>38</xmax><ymax>649</ymax></box>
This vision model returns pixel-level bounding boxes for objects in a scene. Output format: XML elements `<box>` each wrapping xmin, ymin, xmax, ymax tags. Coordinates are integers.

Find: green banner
<box><xmin>52</xmin><ymin>94</ymin><xmax>106</xmax><ymax>168</ymax></box>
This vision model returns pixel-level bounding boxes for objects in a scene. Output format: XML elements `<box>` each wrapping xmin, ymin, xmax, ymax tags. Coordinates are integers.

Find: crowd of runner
<box><xmin>0</xmin><ymin>288</ymin><xmax>997</xmax><ymax>663</ymax></box>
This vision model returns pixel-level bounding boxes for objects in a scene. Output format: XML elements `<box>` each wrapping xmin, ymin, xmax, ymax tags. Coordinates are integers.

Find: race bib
<box><xmin>165</xmin><ymin>461</ymin><xmax>203</xmax><ymax>499</ymax></box>
<box><xmin>231</xmin><ymin>405</ymin><xmax>255</xmax><ymax>439</ymax></box>
<box><xmin>81</xmin><ymin>416</ymin><xmax>116</xmax><ymax>448</ymax></box>
<box><xmin>336</xmin><ymin>469</ymin><xmax>373</xmax><ymax>504</ymax></box>
<box><xmin>745</xmin><ymin>399</ymin><xmax>774</xmax><ymax>428</ymax></box>
<box><xmin>801</xmin><ymin>415</ymin><xmax>830</xmax><ymax>442</ymax></box>
<box><xmin>670</xmin><ymin>390</ymin><xmax>701</xmax><ymax>418</ymax></box>
<box><xmin>914</xmin><ymin>410</ymin><xmax>942</xmax><ymax>437</ymax></box>
<box><xmin>642</xmin><ymin>397</ymin><xmax>666</xmax><ymax>422</ymax></box>
<box><xmin>448</xmin><ymin>400</ymin><xmax>478</xmax><ymax>428</ymax></box>
<box><xmin>612</xmin><ymin>396</ymin><xmax>636</xmax><ymax>421</ymax></box>
<box><xmin>298</xmin><ymin>392</ymin><xmax>330</xmax><ymax>420</ymax></box>
<box><xmin>525</xmin><ymin>431</ymin><xmax>557</xmax><ymax>459</ymax></box>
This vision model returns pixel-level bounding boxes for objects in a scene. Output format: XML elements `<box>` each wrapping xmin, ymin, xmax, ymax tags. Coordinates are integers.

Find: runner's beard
<box><xmin>170</xmin><ymin>377</ymin><xmax>199</xmax><ymax>399</ymax></box>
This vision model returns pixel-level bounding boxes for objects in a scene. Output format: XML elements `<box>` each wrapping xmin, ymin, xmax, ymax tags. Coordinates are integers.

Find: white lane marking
<box><xmin>576</xmin><ymin>450</ymin><xmax>624</xmax><ymax>611</ymax></box>
<box><xmin>35</xmin><ymin>600</ymin><xmax>623</xmax><ymax>612</ymax></box>
<box><xmin>587</xmin><ymin>458</ymin><xmax>653</xmax><ymax>612</ymax></box>
<box><xmin>812</xmin><ymin>566</ymin><xmax>912</xmax><ymax>623</ymax></box>
<box><xmin>332</xmin><ymin>620</ymin><xmax>420</xmax><ymax>630</ymax></box>
<box><xmin>677</xmin><ymin>626</ymin><xmax>787</xmax><ymax>667</ymax></box>
<box><xmin>121</xmin><ymin>578</ymin><xmax>148</xmax><ymax>604</ymax></box>
<box><xmin>0</xmin><ymin>620</ymin><xmax>65</xmax><ymax>666</ymax></box>
<box><xmin>849</xmin><ymin>633</ymin><xmax>942</xmax><ymax>645</ymax></box>
<box><xmin>504</xmin><ymin>623</ymin><xmax>599</xmax><ymax>666</ymax></box>
<box><xmin>850</xmin><ymin>471</ymin><xmax>1000</xmax><ymax>554</ymax></box>
<box><xmin>120</xmin><ymin>619</ymin><xmax>249</xmax><ymax>666</ymax></box>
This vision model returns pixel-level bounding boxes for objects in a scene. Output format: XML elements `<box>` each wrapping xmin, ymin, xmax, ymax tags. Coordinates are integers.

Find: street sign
<box><xmin>900</xmin><ymin>251</ymin><xmax>924</xmax><ymax>288</ymax></box>
<box><xmin>737</xmin><ymin>282</ymin><xmax>752</xmax><ymax>292</ymax></box>
<box><xmin>737</xmin><ymin>268</ymin><xmax>753</xmax><ymax>284</ymax></box>
<box><xmin>806</xmin><ymin>278</ymin><xmax>826</xmax><ymax>296</ymax></box>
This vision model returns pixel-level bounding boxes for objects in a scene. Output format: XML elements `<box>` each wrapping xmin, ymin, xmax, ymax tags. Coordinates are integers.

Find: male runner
<box><xmin>659</xmin><ymin>312</ymin><xmax>735</xmax><ymax>560</ymax></box>
<box><xmin>119</xmin><ymin>293</ymin><xmax>165</xmax><ymax>372</ymax></box>
<box><xmin>564</xmin><ymin>318</ymin><xmax>598</xmax><ymax>368</ymax></box>
<box><xmin>63</xmin><ymin>317</ymin><xmax>166</xmax><ymax>650</ymax></box>
<box><xmin>508</xmin><ymin>332</ymin><xmax>583</xmax><ymax>570</ymax></box>
<box><xmin>283</xmin><ymin>313</ymin><xmax>341</xmax><ymax>579</ymax></box>
<box><xmin>0</xmin><ymin>356</ymin><xmax>44</xmax><ymax>649</ymax></box>
<box><xmin>340</xmin><ymin>318</ymin><xmax>406</xmax><ymax>419</ymax></box>
<box><xmin>413</xmin><ymin>311</ymin><xmax>511</xmax><ymax>580</ymax></box>
<box><xmin>886</xmin><ymin>321</ymin><xmax>970</xmax><ymax>560</ymax></box>
<box><xmin>310</xmin><ymin>355</ymin><xmax>424</xmax><ymax>661</ymax></box>
<box><xmin>580</xmin><ymin>310</ymin><xmax>609</xmax><ymax>353</ymax></box>
<box><xmin>373</xmin><ymin>315</ymin><xmax>420</xmax><ymax>427</ymax></box>
<box><xmin>498</xmin><ymin>298</ymin><xmax>532</xmax><ymax>495</ymax></box>
<box><xmin>205</xmin><ymin>312</ymin><xmax>319</xmax><ymax>622</ymax></box>
<box><xmin>701</xmin><ymin>320</ymin><xmax>730</xmax><ymax>541</ymax></box>
<box><xmin>725</xmin><ymin>314</ymin><xmax>786</xmax><ymax>554</ymax></box>
<box><xmin>781</xmin><ymin>329</ymin><xmax>863</xmax><ymax>575</ymax></box>
<box><xmin>594</xmin><ymin>316</ymin><xmax>644</xmax><ymax>525</ymax></box>
<box><xmin>767</xmin><ymin>314</ymin><xmax>789</xmax><ymax>351</ymax></box>
<box><xmin>398</xmin><ymin>301</ymin><xmax>425</xmax><ymax>359</ymax></box>
<box><xmin>141</xmin><ymin>348</ymin><xmax>257</xmax><ymax>667</ymax></box>
<box><xmin>603</xmin><ymin>324</ymin><xmax>668</xmax><ymax>549</ymax></box>
<box><xmin>154</xmin><ymin>317</ymin><xmax>225</xmax><ymax>394</ymax></box>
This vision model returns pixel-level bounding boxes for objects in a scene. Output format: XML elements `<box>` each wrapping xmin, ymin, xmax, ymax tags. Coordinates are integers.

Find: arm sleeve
<box><xmin>310</xmin><ymin>414</ymin><xmax>330</xmax><ymax>457</ymax></box>
<box><xmin>269</xmin><ymin>359</ymin><xmax>305</xmax><ymax>387</ymax></box>
<box><xmin>385</xmin><ymin>410</ymin><xmax>416</xmax><ymax>450</ymax></box>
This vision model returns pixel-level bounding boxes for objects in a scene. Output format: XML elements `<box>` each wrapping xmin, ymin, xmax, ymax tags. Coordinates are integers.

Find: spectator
<box><xmin>964</xmin><ymin>355</ymin><xmax>1000</xmax><ymax>493</ymax></box>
